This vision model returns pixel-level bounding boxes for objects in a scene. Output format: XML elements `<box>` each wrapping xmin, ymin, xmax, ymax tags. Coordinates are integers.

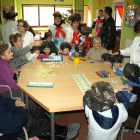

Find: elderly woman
<box><xmin>48</xmin><ymin>11</ymin><xmax>69</xmax><ymax>52</ymax></box>
<box><xmin>65</xmin><ymin>13</ymin><xmax>81</xmax><ymax>46</ymax></box>
<box><xmin>9</xmin><ymin>33</ymin><xmax>41</xmax><ymax>70</ymax></box>
<box><xmin>87</xmin><ymin>37</ymin><xmax>108</xmax><ymax>61</ymax></box>
<box><xmin>113</xmin><ymin>20</ymin><xmax>140</xmax><ymax>67</ymax></box>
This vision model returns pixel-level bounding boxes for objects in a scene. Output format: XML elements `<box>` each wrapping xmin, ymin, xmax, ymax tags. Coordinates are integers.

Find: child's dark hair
<box><xmin>84</xmin><ymin>81</ymin><xmax>115</xmax><ymax>112</ymax></box>
<box><xmin>60</xmin><ymin>42</ymin><xmax>71</xmax><ymax>51</ymax></box>
<box><xmin>113</xmin><ymin>55</ymin><xmax>124</xmax><ymax>63</ymax></box>
<box><xmin>41</xmin><ymin>41</ymin><xmax>52</xmax><ymax>50</ymax></box>
<box><xmin>123</xmin><ymin>63</ymin><xmax>140</xmax><ymax>83</ymax></box>
<box><xmin>134</xmin><ymin>20</ymin><xmax>140</xmax><ymax>33</ymax></box>
<box><xmin>44</xmin><ymin>32</ymin><xmax>52</xmax><ymax>40</ymax></box>
<box><xmin>80</xmin><ymin>27</ymin><xmax>92</xmax><ymax>36</ymax></box>
<box><xmin>102</xmin><ymin>53</ymin><xmax>113</xmax><ymax>63</ymax></box>
<box><xmin>99</xmin><ymin>9</ymin><xmax>103</xmax><ymax>12</ymax></box>
<box><xmin>31</xmin><ymin>46</ymin><xmax>39</xmax><ymax>54</ymax></box>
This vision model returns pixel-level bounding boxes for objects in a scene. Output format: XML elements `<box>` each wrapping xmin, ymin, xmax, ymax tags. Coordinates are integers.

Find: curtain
<box><xmin>116</xmin><ymin>7</ymin><xmax>123</xmax><ymax>20</ymax></box>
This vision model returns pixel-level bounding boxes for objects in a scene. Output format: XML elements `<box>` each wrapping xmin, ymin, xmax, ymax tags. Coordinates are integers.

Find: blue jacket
<box><xmin>83</xmin><ymin>91</ymin><xmax>129</xmax><ymax>129</ymax></box>
<box><xmin>0</xmin><ymin>96</ymin><xmax>28</xmax><ymax>140</ymax></box>
<box><xmin>115</xmin><ymin>69</ymin><xmax>140</xmax><ymax>100</ymax></box>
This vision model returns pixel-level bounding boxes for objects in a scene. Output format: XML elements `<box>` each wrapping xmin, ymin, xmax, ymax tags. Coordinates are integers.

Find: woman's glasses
<box><xmin>17</xmin><ymin>25</ymin><xmax>24</xmax><ymax>27</ymax></box>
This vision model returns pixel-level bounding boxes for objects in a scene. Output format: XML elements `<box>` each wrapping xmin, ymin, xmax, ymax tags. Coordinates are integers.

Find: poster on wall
<box><xmin>75</xmin><ymin>10</ymin><xmax>83</xmax><ymax>22</ymax></box>
<box><xmin>98</xmin><ymin>0</ymin><xmax>105</xmax><ymax>7</ymax></box>
<box><xmin>125</xmin><ymin>8</ymin><xmax>137</xmax><ymax>27</ymax></box>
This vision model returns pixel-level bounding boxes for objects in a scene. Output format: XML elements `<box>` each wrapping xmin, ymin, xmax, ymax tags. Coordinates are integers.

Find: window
<box><xmin>23</xmin><ymin>5</ymin><xmax>72</xmax><ymax>27</ymax></box>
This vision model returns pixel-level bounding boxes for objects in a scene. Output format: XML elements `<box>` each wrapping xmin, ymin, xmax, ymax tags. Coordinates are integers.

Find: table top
<box><xmin>17</xmin><ymin>56</ymin><xmax>122</xmax><ymax>112</ymax></box>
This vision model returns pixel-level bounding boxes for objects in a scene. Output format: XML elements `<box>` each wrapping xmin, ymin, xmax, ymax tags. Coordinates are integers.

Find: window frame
<box><xmin>22</xmin><ymin>4</ymin><xmax>72</xmax><ymax>28</ymax></box>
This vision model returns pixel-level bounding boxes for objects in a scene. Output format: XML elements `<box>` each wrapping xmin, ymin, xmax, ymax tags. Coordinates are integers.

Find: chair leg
<box><xmin>120</xmin><ymin>127</ymin><xmax>125</xmax><ymax>140</ymax></box>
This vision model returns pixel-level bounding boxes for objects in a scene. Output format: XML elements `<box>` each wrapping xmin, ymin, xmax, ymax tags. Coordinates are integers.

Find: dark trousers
<box><xmin>123</xmin><ymin>102</ymin><xmax>140</xmax><ymax>129</ymax></box>
<box><xmin>0</xmin><ymin>90</ymin><xmax>38</xmax><ymax>109</ymax></box>
<box><xmin>19</xmin><ymin>109</ymin><xmax>67</xmax><ymax>139</ymax></box>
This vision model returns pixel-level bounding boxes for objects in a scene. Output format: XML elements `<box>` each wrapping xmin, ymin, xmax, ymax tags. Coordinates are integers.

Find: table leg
<box><xmin>21</xmin><ymin>91</ymin><xmax>24</xmax><ymax>102</ymax></box>
<box><xmin>25</xmin><ymin>95</ymin><xmax>29</xmax><ymax>109</ymax></box>
<box><xmin>51</xmin><ymin>113</ymin><xmax>55</xmax><ymax>140</ymax></box>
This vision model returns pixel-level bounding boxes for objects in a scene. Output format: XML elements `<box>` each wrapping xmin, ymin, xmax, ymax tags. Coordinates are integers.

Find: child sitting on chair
<box><xmin>41</xmin><ymin>32</ymin><xmax>58</xmax><ymax>55</ymax></box>
<box><xmin>116</xmin><ymin>63</ymin><xmax>140</xmax><ymax>102</ymax></box>
<box><xmin>113</xmin><ymin>55</ymin><xmax>124</xmax><ymax>70</ymax></box>
<box><xmin>83</xmin><ymin>81</ymin><xmax>129</xmax><ymax>140</ymax></box>
<box><xmin>29</xmin><ymin>41</ymin><xmax>53</xmax><ymax>61</ymax></box>
<box><xmin>75</xmin><ymin>45</ymin><xmax>86</xmax><ymax>57</ymax></box>
<box><xmin>60</xmin><ymin>42</ymin><xmax>79</xmax><ymax>57</ymax></box>
<box><xmin>102</xmin><ymin>53</ymin><xmax>113</xmax><ymax>68</ymax></box>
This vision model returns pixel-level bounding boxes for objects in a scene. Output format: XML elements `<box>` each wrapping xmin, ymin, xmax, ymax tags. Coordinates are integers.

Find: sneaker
<box><xmin>66</xmin><ymin>123</ymin><xmax>81</xmax><ymax>132</ymax></box>
<box><xmin>136</xmin><ymin>129</ymin><xmax>140</xmax><ymax>133</ymax></box>
<box><xmin>120</xmin><ymin>128</ymin><xmax>130</xmax><ymax>133</ymax></box>
<box><xmin>66</xmin><ymin>131</ymin><xmax>79</xmax><ymax>140</ymax></box>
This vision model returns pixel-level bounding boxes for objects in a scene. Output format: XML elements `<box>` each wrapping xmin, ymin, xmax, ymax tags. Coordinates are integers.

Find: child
<box><xmin>41</xmin><ymin>32</ymin><xmax>58</xmax><ymax>55</ymax></box>
<box><xmin>78</xmin><ymin>27</ymin><xmax>92</xmax><ymax>48</ymax></box>
<box><xmin>83</xmin><ymin>81</ymin><xmax>129</xmax><ymax>140</ymax></box>
<box><xmin>75</xmin><ymin>45</ymin><xmax>86</xmax><ymax>57</ymax></box>
<box><xmin>114</xmin><ymin>63</ymin><xmax>140</xmax><ymax>102</ymax></box>
<box><xmin>91</xmin><ymin>9</ymin><xmax>105</xmax><ymax>36</ymax></box>
<box><xmin>113</xmin><ymin>55</ymin><xmax>124</xmax><ymax>70</ymax></box>
<box><xmin>60</xmin><ymin>42</ymin><xmax>79</xmax><ymax>57</ymax></box>
<box><xmin>29</xmin><ymin>46</ymin><xmax>53</xmax><ymax>61</ymax></box>
<box><xmin>101</xmin><ymin>53</ymin><xmax>113</xmax><ymax>68</ymax></box>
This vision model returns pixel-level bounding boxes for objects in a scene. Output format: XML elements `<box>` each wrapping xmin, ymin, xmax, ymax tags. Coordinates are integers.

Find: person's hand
<box><xmin>75</xmin><ymin>53</ymin><xmax>79</xmax><ymax>57</ymax></box>
<box><xmin>86</xmin><ymin>56</ymin><xmax>90</xmax><ymax>60</ymax></box>
<box><xmin>13</xmin><ymin>69</ymin><xmax>22</xmax><ymax>74</ymax></box>
<box><xmin>120</xmin><ymin>85</ymin><xmax>133</xmax><ymax>91</ymax></box>
<box><xmin>15</xmin><ymin>100</ymin><xmax>26</xmax><ymax>109</ymax></box>
<box><xmin>114</xmin><ymin>89</ymin><xmax>119</xmax><ymax>94</ymax></box>
<box><xmin>49</xmin><ymin>56</ymin><xmax>53</xmax><ymax>59</ymax></box>
<box><xmin>113</xmin><ymin>52</ymin><xmax>119</xmax><ymax>55</ymax></box>
<box><xmin>112</xmin><ymin>69</ymin><xmax>116</xmax><ymax>73</ymax></box>
<box><xmin>30</xmin><ymin>40</ymin><xmax>42</xmax><ymax>48</ymax></box>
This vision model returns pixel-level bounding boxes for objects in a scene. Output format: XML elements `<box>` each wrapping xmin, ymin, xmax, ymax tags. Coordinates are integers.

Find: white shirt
<box><xmin>85</xmin><ymin>103</ymin><xmax>128</xmax><ymax>140</ymax></box>
<box><xmin>48</xmin><ymin>23</ymin><xmax>69</xmax><ymax>52</ymax></box>
<box><xmin>1</xmin><ymin>20</ymin><xmax>18</xmax><ymax>44</ymax></box>
<box><xmin>120</xmin><ymin>36</ymin><xmax>140</xmax><ymax>67</ymax></box>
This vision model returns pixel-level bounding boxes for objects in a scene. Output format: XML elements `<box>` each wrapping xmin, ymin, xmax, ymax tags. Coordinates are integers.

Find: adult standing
<box><xmin>1</xmin><ymin>12</ymin><xmax>18</xmax><ymax>44</ymax></box>
<box><xmin>113</xmin><ymin>20</ymin><xmax>140</xmax><ymax>67</ymax></box>
<box><xmin>11</xmin><ymin>19</ymin><xmax>35</xmax><ymax>61</ymax></box>
<box><xmin>98</xmin><ymin>7</ymin><xmax>116</xmax><ymax>50</ymax></box>
<box><xmin>65</xmin><ymin>13</ymin><xmax>81</xmax><ymax>46</ymax></box>
<box><xmin>48</xmin><ymin>11</ymin><xmax>69</xmax><ymax>52</ymax></box>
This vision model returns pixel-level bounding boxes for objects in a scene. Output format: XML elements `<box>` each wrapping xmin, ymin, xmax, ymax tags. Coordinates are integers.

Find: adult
<box><xmin>0</xmin><ymin>43</ymin><xmax>41</xmax><ymax>109</ymax></box>
<box><xmin>87</xmin><ymin>37</ymin><xmax>108</xmax><ymax>61</ymax></box>
<box><xmin>113</xmin><ymin>20</ymin><xmax>140</xmax><ymax>67</ymax></box>
<box><xmin>12</xmin><ymin>19</ymin><xmax>35</xmax><ymax>61</ymax></box>
<box><xmin>9</xmin><ymin>33</ymin><xmax>37</xmax><ymax>70</ymax></box>
<box><xmin>65</xmin><ymin>13</ymin><xmax>81</xmax><ymax>46</ymax></box>
<box><xmin>48</xmin><ymin>11</ymin><xmax>69</xmax><ymax>52</ymax></box>
<box><xmin>1</xmin><ymin>12</ymin><xmax>18</xmax><ymax>44</ymax></box>
<box><xmin>98</xmin><ymin>7</ymin><xmax>116</xmax><ymax>50</ymax></box>
<box><xmin>0</xmin><ymin>96</ymin><xmax>80</xmax><ymax>140</ymax></box>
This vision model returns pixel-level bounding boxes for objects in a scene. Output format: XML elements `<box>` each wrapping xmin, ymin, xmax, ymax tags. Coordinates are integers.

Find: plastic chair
<box><xmin>0</xmin><ymin>85</ymin><xmax>28</xmax><ymax>140</ymax></box>
<box><xmin>120</xmin><ymin>115</ymin><xmax>140</xmax><ymax>140</ymax></box>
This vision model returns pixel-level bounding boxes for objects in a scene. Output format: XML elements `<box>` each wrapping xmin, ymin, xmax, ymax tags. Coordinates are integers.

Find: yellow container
<box><xmin>74</xmin><ymin>58</ymin><xmax>80</xmax><ymax>63</ymax></box>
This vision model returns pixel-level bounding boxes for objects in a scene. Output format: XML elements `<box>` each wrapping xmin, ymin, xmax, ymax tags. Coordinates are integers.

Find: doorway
<box><xmin>112</xmin><ymin>0</ymin><xmax>124</xmax><ymax>53</ymax></box>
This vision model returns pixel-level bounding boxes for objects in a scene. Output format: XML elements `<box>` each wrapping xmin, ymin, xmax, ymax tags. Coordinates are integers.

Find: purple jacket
<box><xmin>0</xmin><ymin>58</ymin><xmax>19</xmax><ymax>93</ymax></box>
